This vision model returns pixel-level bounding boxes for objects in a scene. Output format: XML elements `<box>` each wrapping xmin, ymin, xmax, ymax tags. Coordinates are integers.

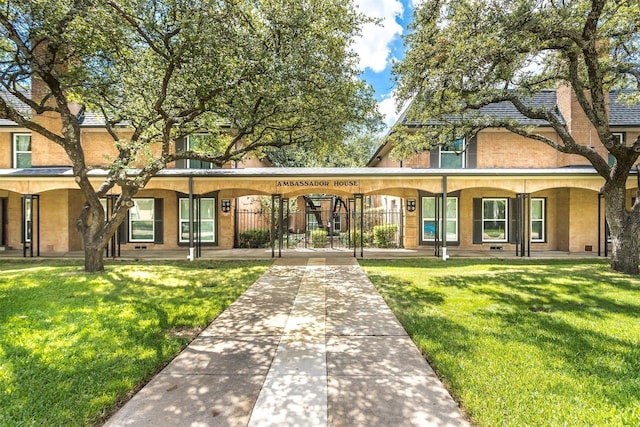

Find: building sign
<box><xmin>276</xmin><ymin>180</ymin><xmax>359</xmax><ymax>188</ymax></box>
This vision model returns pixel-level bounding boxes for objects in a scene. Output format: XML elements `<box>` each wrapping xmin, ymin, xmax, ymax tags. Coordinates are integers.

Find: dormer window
<box><xmin>440</xmin><ymin>137</ymin><xmax>465</xmax><ymax>168</ymax></box>
<box><xmin>13</xmin><ymin>133</ymin><xmax>31</xmax><ymax>168</ymax></box>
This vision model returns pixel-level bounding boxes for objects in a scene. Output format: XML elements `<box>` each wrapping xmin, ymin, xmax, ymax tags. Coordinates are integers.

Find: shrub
<box><xmin>310</xmin><ymin>229</ymin><xmax>328</xmax><ymax>247</ymax></box>
<box><xmin>342</xmin><ymin>230</ymin><xmax>372</xmax><ymax>247</ymax></box>
<box><xmin>373</xmin><ymin>224</ymin><xmax>399</xmax><ymax>248</ymax></box>
<box><xmin>237</xmin><ymin>228</ymin><xmax>270</xmax><ymax>248</ymax></box>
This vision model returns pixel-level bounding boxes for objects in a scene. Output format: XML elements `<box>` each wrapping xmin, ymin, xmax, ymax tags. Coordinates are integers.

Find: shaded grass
<box><xmin>0</xmin><ymin>259</ymin><xmax>271</xmax><ymax>426</ymax></box>
<box><xmin>361</xmin><ymin>258</ymin><xmax>640</xmax><ymax>427</ymax></box>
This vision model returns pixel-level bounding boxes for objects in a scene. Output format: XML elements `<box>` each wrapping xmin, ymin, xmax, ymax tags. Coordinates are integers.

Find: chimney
<box><xmin>556</xmin><ymin>82</ymin><xmax>609</xmax><ymax>165</ymax></box>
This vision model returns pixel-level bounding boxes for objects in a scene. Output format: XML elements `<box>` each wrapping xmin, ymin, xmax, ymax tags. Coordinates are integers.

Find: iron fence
<box><xmin>234</xmin><ymin>208</ymin><xmax>403</xmax><ymax>249</ymax></box>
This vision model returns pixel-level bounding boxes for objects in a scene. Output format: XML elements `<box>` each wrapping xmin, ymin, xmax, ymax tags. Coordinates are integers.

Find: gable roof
<box><xmin>476</xmin><ymin>90</ymin><xmax>564</xmax><ymax>126</ymax></box>
<box><xmin>402</xmin><ymin>89</ymin><xmax>640</xmax><ymax>128</ymax></box>
<box><xmin>369</xmin><ymin>89</ymin><xmax>640</xmax><ymax>166</ymax></box>
<box><xmin>0</xmin><ymin>89</ymin><xmax>109</xmax><ymax>127</ymax></box>
<box><xmin>403</xmin><ymin>90</ymin><xmax>565</xmax><ymax>127</ymax></box>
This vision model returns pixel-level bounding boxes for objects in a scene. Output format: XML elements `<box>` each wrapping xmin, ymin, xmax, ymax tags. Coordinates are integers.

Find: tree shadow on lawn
<box><xmin>368</xmin><ymin>265</ymin><xmax>640</xmax><ymax>423</ymax></box>
<box><xmin>429</xmin><ymin>262</ymin><xmax>640</xmax><ymax>319</ymax></box>
<box><xmin>427</xmin><ymin>266</ymin><xmax>640</xmax><ymax>377</ymax></box>
<box><xmin>0</xmin><ymin>260</ymin><xmax>268</xmax><ymax>426</ymax></box>
<box><xmin>370</xmin><ymin>262</ymin><xmax>640</xmax><ymax>422</ymax></box>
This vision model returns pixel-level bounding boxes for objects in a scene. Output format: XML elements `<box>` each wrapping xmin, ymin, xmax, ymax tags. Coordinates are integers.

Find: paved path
<box><xmin>104</xmin><ymin>257</ymin><xmax>470</xmax><ymax>427</ymax></box>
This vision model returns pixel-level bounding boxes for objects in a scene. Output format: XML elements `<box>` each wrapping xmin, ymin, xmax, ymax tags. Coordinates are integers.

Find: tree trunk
<box><xmin>77</xmin><ymin>202</ymin><xmax>109</xmax><ymax>273</ymax></box>
<box><xmin>605</xmin><ymin>185</ymin><xmax>640</xmax><ymax>275</ymax></box>
<box><xmin>84</xmin><ymin>243</ymin><xmax>105</xmax><ymax>273</ymax></box>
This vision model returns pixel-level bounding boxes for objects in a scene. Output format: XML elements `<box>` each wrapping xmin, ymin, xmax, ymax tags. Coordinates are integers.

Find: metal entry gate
<box><xmin>234</xmin><ymin>195</ymin><xmax>403</xmax><ymax>253</ymax></box>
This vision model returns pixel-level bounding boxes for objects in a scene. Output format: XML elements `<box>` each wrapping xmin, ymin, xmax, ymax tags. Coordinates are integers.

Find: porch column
<box><xmin>21</xmin><ymin>194</ymin><xmax>40</xmax><ymax>257</ymax></box>
<box><xmin>516</xmin><ymin>193</ymin><xmax>531</xmax><ymax>257</ymax></box>
<box><xmin>441</xmin><ymin>176</ymin><xmax>449</xmax><ymax>261</ymax></box>
<box><xmin>188</xmin><ymin>177</ymin><xmax>193</xmax><ymax>260</ymax></box>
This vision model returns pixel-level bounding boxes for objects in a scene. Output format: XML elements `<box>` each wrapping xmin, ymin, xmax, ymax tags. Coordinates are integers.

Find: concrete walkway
<box><xmin>104</xmin><ymin>257</ymin><xmax>470</xmax><ymax>427</ymax></box>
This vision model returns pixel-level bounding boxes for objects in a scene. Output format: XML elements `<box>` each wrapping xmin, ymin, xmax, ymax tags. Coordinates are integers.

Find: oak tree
<box><xmin>393</xmin><ymin>0</ymin><xmax>640</xmax><ymax>273</ymax></box>
<box><xmin>0</xmin><ymin>0</ymin><xmax>379</xmax><ymax>271</ymax></box>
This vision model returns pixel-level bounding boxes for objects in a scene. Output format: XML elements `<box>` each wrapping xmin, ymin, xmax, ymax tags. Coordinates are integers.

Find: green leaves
<box><xmin>1</xmin><ymin>0</ymin><xmax>379</xmax><ymax>166</ymax></box>
<box><xmin>393</xmin><ymin>0</ymin><xmax>639</xmax><ymax>172</ymax></box>
<box><xmin>0</xmin><ymin>0</ymin><xmax>380</xmax><ymax>270</ymax></box>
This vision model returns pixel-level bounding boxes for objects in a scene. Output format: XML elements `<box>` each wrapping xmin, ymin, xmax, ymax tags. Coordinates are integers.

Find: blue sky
<box><xmin>352</xmin><ymin>0</ymin><xmax>416</xmax><ymax>128</ymax></box>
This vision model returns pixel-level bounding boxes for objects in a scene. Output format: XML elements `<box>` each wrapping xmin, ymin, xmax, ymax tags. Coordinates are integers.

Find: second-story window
<box><xmin>13</xmin><ymin>133</ymin><xmax>32</xmax><ymax>168</ymax></box>
<box><xmin>440</xmin><ymin>138</ymin><xmax>465</xmax><ymax>168</ymax></box>
<box><xmin>187</xmin><ymin>134</ymin><xmax>213</xmax><ymax>169</ymax></box>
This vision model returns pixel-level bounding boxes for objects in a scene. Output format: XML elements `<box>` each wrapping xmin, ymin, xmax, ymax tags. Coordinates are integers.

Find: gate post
<box><xmin>354</xmin><ymin>193</ymin><xmax>364</xmax><ymax>257</ymax></box>
<box><xmin>271</xmin><ymin>194</ymin><xmax>281</xmax><ymax>258</ymax></box>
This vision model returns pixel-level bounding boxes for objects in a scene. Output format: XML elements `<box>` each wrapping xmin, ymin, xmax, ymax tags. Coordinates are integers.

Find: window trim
<box><xmin>439</xmin><ymin>138</ymin><xmax>465</xmax><ymax>169</ymax></box>
<box><xmin>12</xmin><ymin>133</ymin><xmax>32</xmax><ymax>168</ymax></box>
<box><xmin>482</xmin><ymin>198</ymin><xmax>508</xmax><ymax>242</ymax></box>
<box><xmin>530</xmin><ymin>197</ymin><xmax>546</xmax><ymax>243</ymax></box>
<box><xmin>421</xmin><ymin>196</ymin><xmax>459</xmax><ymax>243</ymax></box>
<box><xmin>178</xmin><ymin>197</ymin><xmax>216</xmax><ymax>243</ymax></box>
<box><xmin>129</xmin><ymin>198</ymin><xmax>155</xmax><ymax>242</ymax></box>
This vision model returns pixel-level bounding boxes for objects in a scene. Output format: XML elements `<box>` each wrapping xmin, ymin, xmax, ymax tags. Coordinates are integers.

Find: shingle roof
<box><xmin>0</xmin><ymin>90</ymin><xmax>31</xmax><ymax>126</ymax></box>
<box><xmin>609</xmin><ymin>90</ymin><xmax>640</xmax><ymax>126</ymax></box>
<box><xmin>0</xmin><ymin>90</ymin><xmax>108</xmax><ymax>127</ymax></box>
<box><xmin>404</xmin><ymin>90</ymin><xmax>564</xmax><ymax>127</ymax></box>
<box><xmin>478</xmin><ymin>90</ymin><xmax>563</xmax><ymax>126</ymax></box>
<box><xmin>404</xmin><ymin>89</ymin><xmax>640</xmax><ymax>128</ymax></box>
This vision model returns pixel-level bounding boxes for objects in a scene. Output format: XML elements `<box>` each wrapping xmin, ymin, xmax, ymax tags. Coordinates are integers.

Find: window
<box><xmin>129</xmin><ymin>199</ymin><xmax>155</xmax><ymax>242</ymax></box>
<box><xmin>307</xmin><ymin>213</ymin><xmax>320</xmax><ymax>231</ymax></box>
<box><xmin>482</xmin><ymin>198</ymin><xmax>507</xmax><ymax>242</ymax></box>
<box><xmin>608</xmin><ymin>133</ymin><xmax>624</xmax><ymax>167</ymax></box>
<box><xmin>13</xmin><ymin>133</ymin><xmax>32</xmax><ymax>168</ymax></box>
<box><xmin>179</xmin><ymin>198</ymin><xmax>216</xmax><ymax>243</ymax></box>
<box><xmin>333</xmin><ymin>214</ymin><xmax>341</xmax><ymax>231</ymax></box>
<box><xmin>440</xmin><ymin>138</ymin><xmax>465</xmax><ymax>169</ymax></box>
<box><xmin>186</xmin><ymin>134</ymin><xmax>213</xmax><ymax>169</ymax></box>
<box><xmin>421</xmin><ymin>196</ymin><xmax>458</xmax><ymax>242</ymax></box>
<box><xmin>530</xmin><ymin>198</ymin><xmax>545</xmax><ymax>242</ymax></box>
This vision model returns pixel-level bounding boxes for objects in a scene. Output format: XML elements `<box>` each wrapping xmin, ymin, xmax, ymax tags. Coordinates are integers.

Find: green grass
<box><xmin>361</xmin><ymin>258</ymin><xmax>640</xmax><ymax>427</ymax></box>
<box><xmin>0</xmin><ymin>259</ymin><xmax>271</xmax><ymax>427</ymax></box>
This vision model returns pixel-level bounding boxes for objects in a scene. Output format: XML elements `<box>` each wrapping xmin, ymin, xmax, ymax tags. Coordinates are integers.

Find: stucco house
<box><xmin>367</xmin><ymin>85</ymin><xmax>640</xmax><ymax>256</ymax></box>
<box><xmin>1</xmin><ymin>83</ymin><xmax>639</xmax><ymax>257</ymax></box>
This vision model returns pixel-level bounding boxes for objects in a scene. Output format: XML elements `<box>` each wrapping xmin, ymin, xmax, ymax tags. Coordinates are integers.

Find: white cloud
<box><xmin>378</xmin><ymin>91</ymin><xmax>408</xmax><ymax>129</ymax></box>
<box><xmin>353</xmin><ymin>0</ymin><xmax>404</xmax><ymax>73</ymax></box>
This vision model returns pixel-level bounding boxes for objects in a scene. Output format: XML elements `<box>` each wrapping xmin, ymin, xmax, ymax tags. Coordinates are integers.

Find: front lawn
<box><xmin>361</xmin><ymin>258</ymin><xmax>640</xmax><ymax>427</ymax></box>
<box><xmin>0</xmin><ymin>259</ymin><xmax>270</xmax><ymax>426</ymax></box>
